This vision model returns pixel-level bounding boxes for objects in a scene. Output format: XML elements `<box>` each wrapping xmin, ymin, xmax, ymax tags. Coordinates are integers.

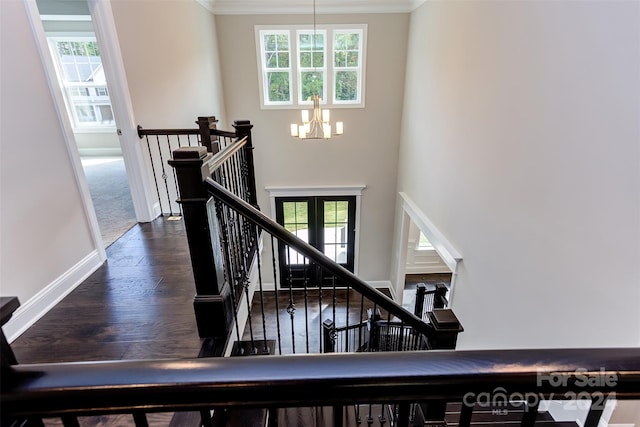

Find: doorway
<box><xmin>34</xmin><ymin>0</ymin><xmax>138</xmax><ymax>248</ymax></box>
<box><xmin>275</xmin><ymin>196</ymin><xmax>356</xmax><ymax>287</ymax></box>
<box><xmin>393</xmin><ymin>194</ymin><xmax>462</xmax><ymax>309</ymax></box>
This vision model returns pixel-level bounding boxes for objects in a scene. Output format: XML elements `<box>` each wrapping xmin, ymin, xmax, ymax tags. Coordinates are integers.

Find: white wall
<box><xmin>111</xmin><ymin>0</ymin><xmax>227</xmax><ymax>129</ymax></box>
<box><xmin>0</xmin><ymin>1</ymin><xmax>96</xmax><ymax>305</ymax></box>
<box><xmin>216</xmin><ymin>13</ymin><xmax>409</xmax><ymax>282</ymax></box>
<box><xmin>397</xmin><ymin>0</ymin><xmax>640</xmax><ymax>349</ymax></box>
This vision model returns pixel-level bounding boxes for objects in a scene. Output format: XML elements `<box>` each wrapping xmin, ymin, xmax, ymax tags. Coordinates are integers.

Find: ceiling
<box><xmin>199</xmin><ymin>0</ymin><xmax>427</xmax><ymax>15</ymax></box>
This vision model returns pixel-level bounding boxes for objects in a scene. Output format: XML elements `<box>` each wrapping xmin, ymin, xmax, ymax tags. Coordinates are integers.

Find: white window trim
<box><xmin>257</xmin><ymin>29</ymin><xmax>293</xmax><ymax>107</ymax></box>
<box><xmin>296</xmin><ymin>29</ymin><xmax>327</xmax><ymax>106</ymax></box>
<box><xmin>255</xmin><ymin>24</ymin><xmax>367</xmax><ymax>110</ymax></box>
<box><xmin>266</xmin><ymin>185</ymin><xmax>366</xmax><ymax>276</ymax></box>
<box><xmin>332</xmin><ymin>28</ymin><xmax>365</xmax><ymax>105</ymax></box>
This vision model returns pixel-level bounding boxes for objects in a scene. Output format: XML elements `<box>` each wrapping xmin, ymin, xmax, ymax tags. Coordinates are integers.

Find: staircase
<box><xmin>3</xmin><ymin>118</ymin><xmax>637</xmax><ymax>426</ymax></box>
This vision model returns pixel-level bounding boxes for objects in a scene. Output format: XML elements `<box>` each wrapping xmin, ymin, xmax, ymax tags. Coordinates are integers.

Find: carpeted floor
<box><xmin>81</xmin><ymin>157</ymin><xmax>137</xmax><ymax>247</ymax></box>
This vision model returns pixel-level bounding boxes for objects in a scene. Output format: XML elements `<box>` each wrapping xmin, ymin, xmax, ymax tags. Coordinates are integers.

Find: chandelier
<box><xmin>290</xmin><ymin>0</ymin><xmax>343</xmax><ymax>139</ymax></box>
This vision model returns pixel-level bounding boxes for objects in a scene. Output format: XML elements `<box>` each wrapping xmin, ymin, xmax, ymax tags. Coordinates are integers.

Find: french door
<box><xmin>275</xmin><ymin>196</ymin><xmax>356</xmax><ymax>287</ymax></box>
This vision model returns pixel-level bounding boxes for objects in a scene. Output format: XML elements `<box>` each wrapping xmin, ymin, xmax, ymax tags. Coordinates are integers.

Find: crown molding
<box><xmin>202</xmin><ymin>0</ymin><xmax>427</xmax><ymax>15</ymax></box>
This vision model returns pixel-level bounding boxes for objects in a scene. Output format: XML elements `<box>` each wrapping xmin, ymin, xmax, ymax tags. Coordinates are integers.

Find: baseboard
<box><xmin>3</xmin><ymin>250</ymin><xmax>103</xmax><ymax>343</ymax></box>
<box><xmin>151</xmin><ymin>202</ymin><xmax>162</xmax><ymax>220</ymax></box>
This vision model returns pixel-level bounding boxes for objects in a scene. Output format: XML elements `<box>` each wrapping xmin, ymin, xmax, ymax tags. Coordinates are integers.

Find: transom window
<box><xmin>256</xmin><ymin>25</ymin><xmax>367</xmax><ymax>109</ymax></box>
<box><xmin>47</xmin><ymin>37</ymin><xmax>115</xmax><ymax>130</ymax></box>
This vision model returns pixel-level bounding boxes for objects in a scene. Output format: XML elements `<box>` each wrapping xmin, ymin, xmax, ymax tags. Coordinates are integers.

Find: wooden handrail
<box><xmin>204</xmin><ymin>179</ymin><xmax>442</xmax><ymax>339</ymax></box>
<box><xmin>137</xmin><ymin>125</ymin><xmax>239</xmax><ymax>139</ymax></box>
<box><xmin>207</xmin><ymin>136</ymin><xmax>248</xmax><ymax>173</ymax></box>
<box><xmin>3</xmin><ymin>348</ymin><xmax>639</xmax><ymax>417</ymax></box>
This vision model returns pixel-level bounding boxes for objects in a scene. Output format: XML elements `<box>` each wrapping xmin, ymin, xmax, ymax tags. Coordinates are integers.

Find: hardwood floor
<box><xmin>241</xmin><ymin>288</ymin><xmax>392</xmax><ymax>355</ymax></box>
<box><xmin>11</xmin><ymin>218</ymin><xmax>203</xmax><ymax>364</ymax></box>
<box><xmin>7</xmin><ymin>220</ymin><xmax>574</xmax><ymax>427</ymax></box>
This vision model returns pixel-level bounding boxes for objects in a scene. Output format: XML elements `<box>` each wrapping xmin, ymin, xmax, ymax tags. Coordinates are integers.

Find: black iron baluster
<box><xmin>270</xmin><ymin>235</ymin><xmax>283</xmax><ymax>355</ymax></box>
<box><xmin>61</xmin><ymin>416</ymin><xmax>80</xmax><ymax>427</ymax></box>
<box><xmin>345</xmin><ymin>284</ymin><xmax>350</xmax><ymax>351</ymax></box>
<box><xmin>155</xmin><ymin>135</ymin><xmax>173</xmax><ymax>216</ymax></box>
<box><xmin>168</xmin><ymin>134</ymin><xmax>183</xmax><ymax>216</ymax></box>
<box><xmin>132</xmin><ymin>412</ymin><xmax>149</xmax><ymax>427</ymax></box>
<box><xmin>144</xmin><ymin>135</ymin><xmax>164</xmax><ymax>215</ymax></box>
<box><xmin>240</xmin><ymin>147</ymin><xmax>250</xmax><ymax>203</ymax></box>
<box><xmin>215</xmin><ymin>200</ymin><xmax>241</xmax><ymax>343</ymax></box>
<box><xmin>359</xmin><ymin>294</ymin><xmax>365</xmax><ymax>351</ymax></box>
<box><xmin>286</xmin><ymin>247</ymin><xmax>296</xmax><ymax>354</ymax></box>
<box><xmin>521</xmin><ymin>400</ymin><xmax>539</xmax><ymax>427</ymax></box>
<box><xmin>228</xmin><ymin>151</ymin><xmax>240</xmax><ymax>198</ymax></box>
<box><xmin>332</xmin><ymin>274</ymin><xmax>337</xmax><ymax>346</ymax></box>
<box><xmin>396</xmin><ymin>403</ymin><xmax>410</xmax><ymax>427</ymax></box>
<box><xmin>235</xmin><ymin>210</ymin><xmax>255</xmax><ymax>354</ymax></box>
<box><xmin>317</xmin><ymin>276</ymin><xmax>324</xmax><ymax>353</ymax></box>
<box><xmin>200</xmin><ymin>409</ymin><xmax>213</xmax><ymax>427</ymax></box>
<box><xmin>255</xmin><ymin>223</ymin><xmax>269</xmax><ymax>354</ymax></box>
<box><xmin>386</xmin><ymin>311</ymin><xmax>392</xmax><ymax>351</ymax></box>
<box><xmin>371</xmin><ymin>303</ymin><xmax>379</xmax><ymax>352</ymax></box>
<box><xmin>333</xmin><ymin>405</ymin><xmax>343</xmax><ymax>427</ymax></box>
<box><xmin>379</xmin><ymin>403</ymin><xmax>386</xmax><ymax>425</ymax></box>
<box><xmin>459</xmin><ymin>402</ymin><xmax>473</xmax><ymax>427</ymax></box>
<box><xmin>303</xmin><ymin>256</ymin><xmax>310</xmax><ymax>353</ymax></box>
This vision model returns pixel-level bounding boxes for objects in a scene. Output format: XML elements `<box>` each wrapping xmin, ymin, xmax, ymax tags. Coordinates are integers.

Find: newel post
<box><xmin>232</xmin><ymin>120</ymin><xmax>258</xmax><ymax>208</ymax></box>
<box><xmin>168</xmin><ymin>146</ymin><xmax>233</xmax><ymax>339</ymax></box>
<box><xmin>197</xmin><ymin>116</ymin><xmax>219</xmax><ymax>154</ymax></box>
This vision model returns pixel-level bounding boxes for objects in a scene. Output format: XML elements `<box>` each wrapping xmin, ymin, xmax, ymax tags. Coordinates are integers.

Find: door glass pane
<box><xmin>323</xmin><ymin>201</ymin><xmax>349</xmax><ymax>264</ymax></box>
<box><xmin>282</xmin><ymin>201</ymin><xmax>309</xmax><ymax>265</ymax></box>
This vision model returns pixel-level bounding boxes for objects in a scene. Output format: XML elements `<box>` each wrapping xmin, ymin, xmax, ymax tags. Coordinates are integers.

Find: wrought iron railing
<box><xmin>414</xmin><ymin>282</ymin><xmax>448</xmax><ymax>322</ymax></box>
<box><xmin>137</xmin><ymin>117</ymin><xmax>255</xmax><ymax>216</ymax></box>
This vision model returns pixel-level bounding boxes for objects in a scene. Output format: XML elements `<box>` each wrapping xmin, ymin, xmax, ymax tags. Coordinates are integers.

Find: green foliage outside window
<box><xmin>56</xmin><ymin>41</ymin><xmax>100</xmax><ymax>57</ymax></box>
<box><xmin>267</xmin><ymin>72</ymin><xmax>290</xmax><ymax>102</ymax></box>
<box><xmin>335</xmin><ymin>71</ymin><xmax>357</xmax><ymax>101</ymax></box>
<box><xmin>301</xmin><ymin>71</ymin><xmax>323</xmax><ymax>102</ymax></box>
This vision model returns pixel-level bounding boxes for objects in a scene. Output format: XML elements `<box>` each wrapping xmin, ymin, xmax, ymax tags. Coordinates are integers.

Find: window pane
<box><xmin>62</xmin><ymin>64</ymin><xmax>80</xmax><ymax>82</ymax></box>
<box><xmin>265</xmin><ymin>52</ymin><xmax>278</xmax><ymax>68</ymax></box>
<box><xmin>263</xmin><ymin>32</ymin><xmax>289</xmax><ymax>69</ymax></box>
<box><xmin>334</xmin><ymin>51</ymin><xmax>347</xmax><ymax>67</ymax></box>
<box><xmin>313</xmin><ymin>51</ymin><xmax>324</xmax><ymax>68</ymax></box>
<box><xmin>264</xmin><ymin>34</ymin><xmax>276</xmax><ymax>50</ymax></box>
<box><xmin>300</xmin><ymin>52</ymin><xmax>312</xmax><ymax>68</ymax></box>
<box><xmin>346</xmin><ymin>33</ymin><xmax>360</xmax><ymax>49</ymax></box>
<box><xmin>283</xmin><ymin>201</ymin><xmax>309</xmax><ymax>265</ymax></box>
<box><xmin>324</xmin><ymin>201</ymin><xmax>349</xmax><ymax>264</ymax></box>
<box><xmin>267</xmin><ymin>71</ymin><xmax>290</xmax><ymax>102</ymax></box>
<box><xmin>301</xmin><ymin>71</ymin><xmax>323</xmax><ymax>102</ymax></box>
<box><xmin>335</xmin><ymin>71</ymin><xmax>358</xmax><ymax>101</ymax></box>
<box><xmin>277</xmin><ymin>52</ymin><xmax>289</xmax><ymax>67</ymax></box>
<box><xmin>346</xmin><ymin>51</ymin><xmax>359</xmax><ymax>67</ymax></box>
<box><xmin>97</xmin><ymin>105</ymin><xmax>114</xmax><ymax>125</ymax></box>
<box><xmin>75</xmin><ymin>105</ymin><xmax>96</xmax><ymax>123</ymax></box>
<box><xmin>299</xmin><ymin>32</ymin><xmax>325</xmax><ymax>70</ymax></box>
